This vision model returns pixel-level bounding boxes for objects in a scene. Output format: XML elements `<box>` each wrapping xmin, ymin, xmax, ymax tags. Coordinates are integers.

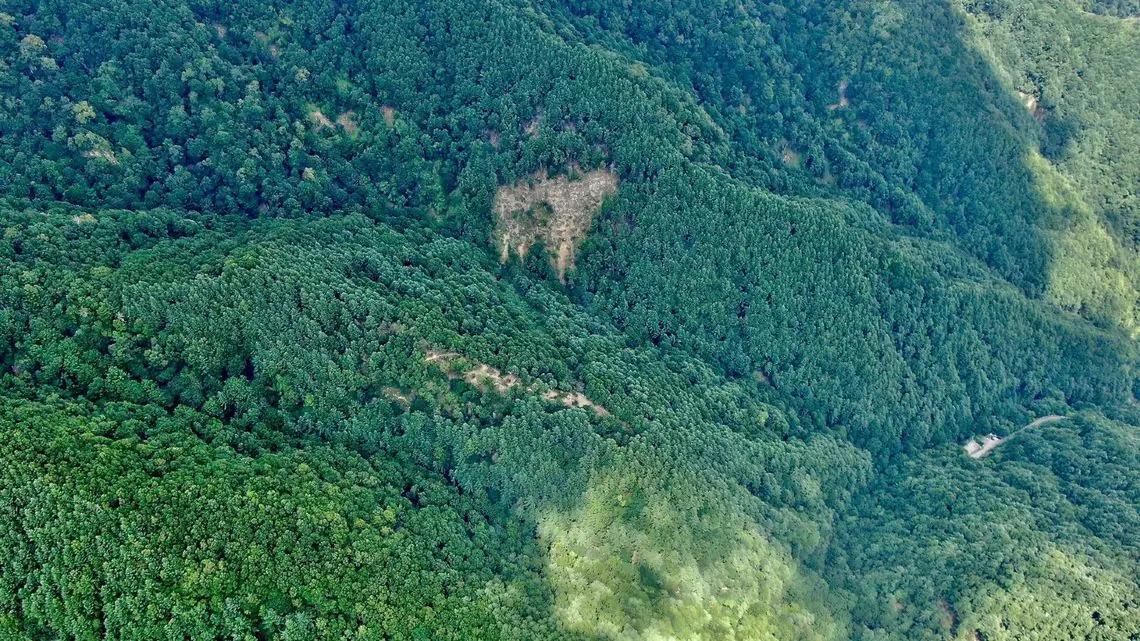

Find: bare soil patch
<box><xmin>1017</xmin><ymin>89</ymin><xmax>1046</xmax><ymax>122</ymax></box>
<box><xmin>827</xmin><ymin>79</ymin><xmax>850</xmax><ymax>110</ymax></box>
<box><xmin>83</xmin><ymin>149</ymin><xmax>119</xmax><ymax>165</ymax></box>
<box><xmin>425</xmin><ymin>349</ymin><xmax>610</xmax><ymax>417</ymax></box>
<box><xmin>493</xmin><ymin>166</ymin><xmax>618</xmax><ymax>279</ymax></box>
<box><xmin>336</xmin><ymin>111</ymin><xmax>359</xmax><ymax>134</ymax></box>
<box><xmin>524</xmin><ymin>112</ymin><xmax>542</xmax><ymax>138</ymax></box>
<box><xmin>382</xmin><ymin>386</ymin><xmax>412</xmax><ymax>407</ymax></box>
<box><xmin>309</xmin><ymin>108</ymin><xmax>334</xmax><ymax>129</ymax></box>
<box><xmin>779</xmin><ymin>141</ymin><xmax>802</xmax><ymax>168</ymax></box>
<box><xmin>543</xmin><ymin>390</ymin><xmax>611</xmax><ymax>417</ymax></box>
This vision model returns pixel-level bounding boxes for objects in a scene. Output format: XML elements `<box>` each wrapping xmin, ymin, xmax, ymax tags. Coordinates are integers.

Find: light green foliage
<box><xmin>960</xmin><ymin>1</ymin><xmax>1140</xmax><ymax>333</ymax></box>
<box><xmin>833</xmin><ymin>413</ymin><xmax>1140</xmax><ymax>640</ymax></box>
<box><xmin>0</xmin><ymin>208</ymin><xmax>869</xmax><ymax>639</ymax></box>
<box><xmin>537</xmin><ymin>463</ymin><xmax>845</xmax><ymax>641</ymax></box>
<box><xmin>0</xmin><ymin>397</ymin><xmax>575</xmax><ymax>641</ymax></box>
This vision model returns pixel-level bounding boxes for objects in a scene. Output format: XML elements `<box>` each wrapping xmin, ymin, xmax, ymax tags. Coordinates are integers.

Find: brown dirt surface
<box><xmin>309</xmin><ymin>108</ymin><xmax>334</xmax><ymax>129</ymax></box>
<box><xmin>382</xmin><ymin>387</ymin><xmax>412</xmax><ymax>406</ymax></box>
<box><xmin>83</xmin><ymin>149</ymin><xmax>119</xmax><ymax>165</ymax></box>
<box><xmin>524</xmin><ymin>113</ymin><xmax>542</xmax><ymax>137</ymax></box>
<box><xmin>1017</xmin><ymin>89</ymin><xmax>1046</xmax><ymax>121</ymax></box>
<box><xmin>542</xmin><ymin>390</ymin><xmax>611</xmax><ymax>417</ymax></box>
<box><xmin>827</xmin><ymin>79</ymin><xmax>850</xmax><ymax>110</ymax></box>
<box><xmin>336</xmin><ymin>111</ymin><xmax>359</xmax><ymax>134</ymax></box>
<box><xmin>493</xmin><ymin>166</ymin><xmax>619</xmax><ymax>279</ymax></box>
<box><xmin>425</xmin><ymin>349</ymin><xmax>610</xmax><ymax>417</ymax></box>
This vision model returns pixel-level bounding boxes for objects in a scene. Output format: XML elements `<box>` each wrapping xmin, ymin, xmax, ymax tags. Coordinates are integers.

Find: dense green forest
<box><xmin>0</xmin><ymin>0</ymin><xmax>1136</xmax><ymax>640</ymax></box>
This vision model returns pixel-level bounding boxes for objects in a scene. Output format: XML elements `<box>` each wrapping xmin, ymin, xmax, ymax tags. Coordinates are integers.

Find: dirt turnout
<box><xmin>493</xmin><ymin>167</ymin><xmax>618</xmax><ymax>279</ymax></box>
<box><xmin>964</xmin><ymin>415</ymin><xmax>1067</xmax><ymax>459</ymax></box>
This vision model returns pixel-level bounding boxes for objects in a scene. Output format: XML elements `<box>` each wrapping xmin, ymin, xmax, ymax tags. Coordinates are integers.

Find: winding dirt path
<box><xmin>965</xmin><ymin>415</ymin><xmax>1068</xmax><ymax>459</ymax></box>
<box><xmin>1020</xmin><ymin>414</ymin><xmax>1067</xmax><ymax>431</ymax></box>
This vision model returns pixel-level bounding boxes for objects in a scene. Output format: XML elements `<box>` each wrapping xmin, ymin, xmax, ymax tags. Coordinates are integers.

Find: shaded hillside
<box><xmin>0</xmin><ymin>0</ymin><xmax>1137</xmax><ymax>639</ymax></box>
<box><xmin>1</xmin><ymin>0</ymin><xmax>1134</xmax><ymax>457</ymax></box>
<box><xmin>1</xmin><ymin>206</ymin><xmax>870</xmax><ymax>640</ymax></box>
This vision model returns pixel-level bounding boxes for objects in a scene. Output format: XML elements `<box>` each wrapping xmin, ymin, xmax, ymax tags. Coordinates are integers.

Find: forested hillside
<box><xmin>1</xmin><ymin>0</ymin><xmax>1136</xmax><ymax>640</ymax></box>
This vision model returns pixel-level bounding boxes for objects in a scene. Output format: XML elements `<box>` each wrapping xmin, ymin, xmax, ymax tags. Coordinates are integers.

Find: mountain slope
<box><xmin>0</xmin><ymin>0</ymin><xmax>1137</xmax><ymax>640</ymax></box>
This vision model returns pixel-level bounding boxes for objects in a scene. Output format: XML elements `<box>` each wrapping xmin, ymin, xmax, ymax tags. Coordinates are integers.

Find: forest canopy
<box><xmin>0</xmin><ymin>0</ymin><xmax>1136</xmax><ymax>640</ymax></box>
